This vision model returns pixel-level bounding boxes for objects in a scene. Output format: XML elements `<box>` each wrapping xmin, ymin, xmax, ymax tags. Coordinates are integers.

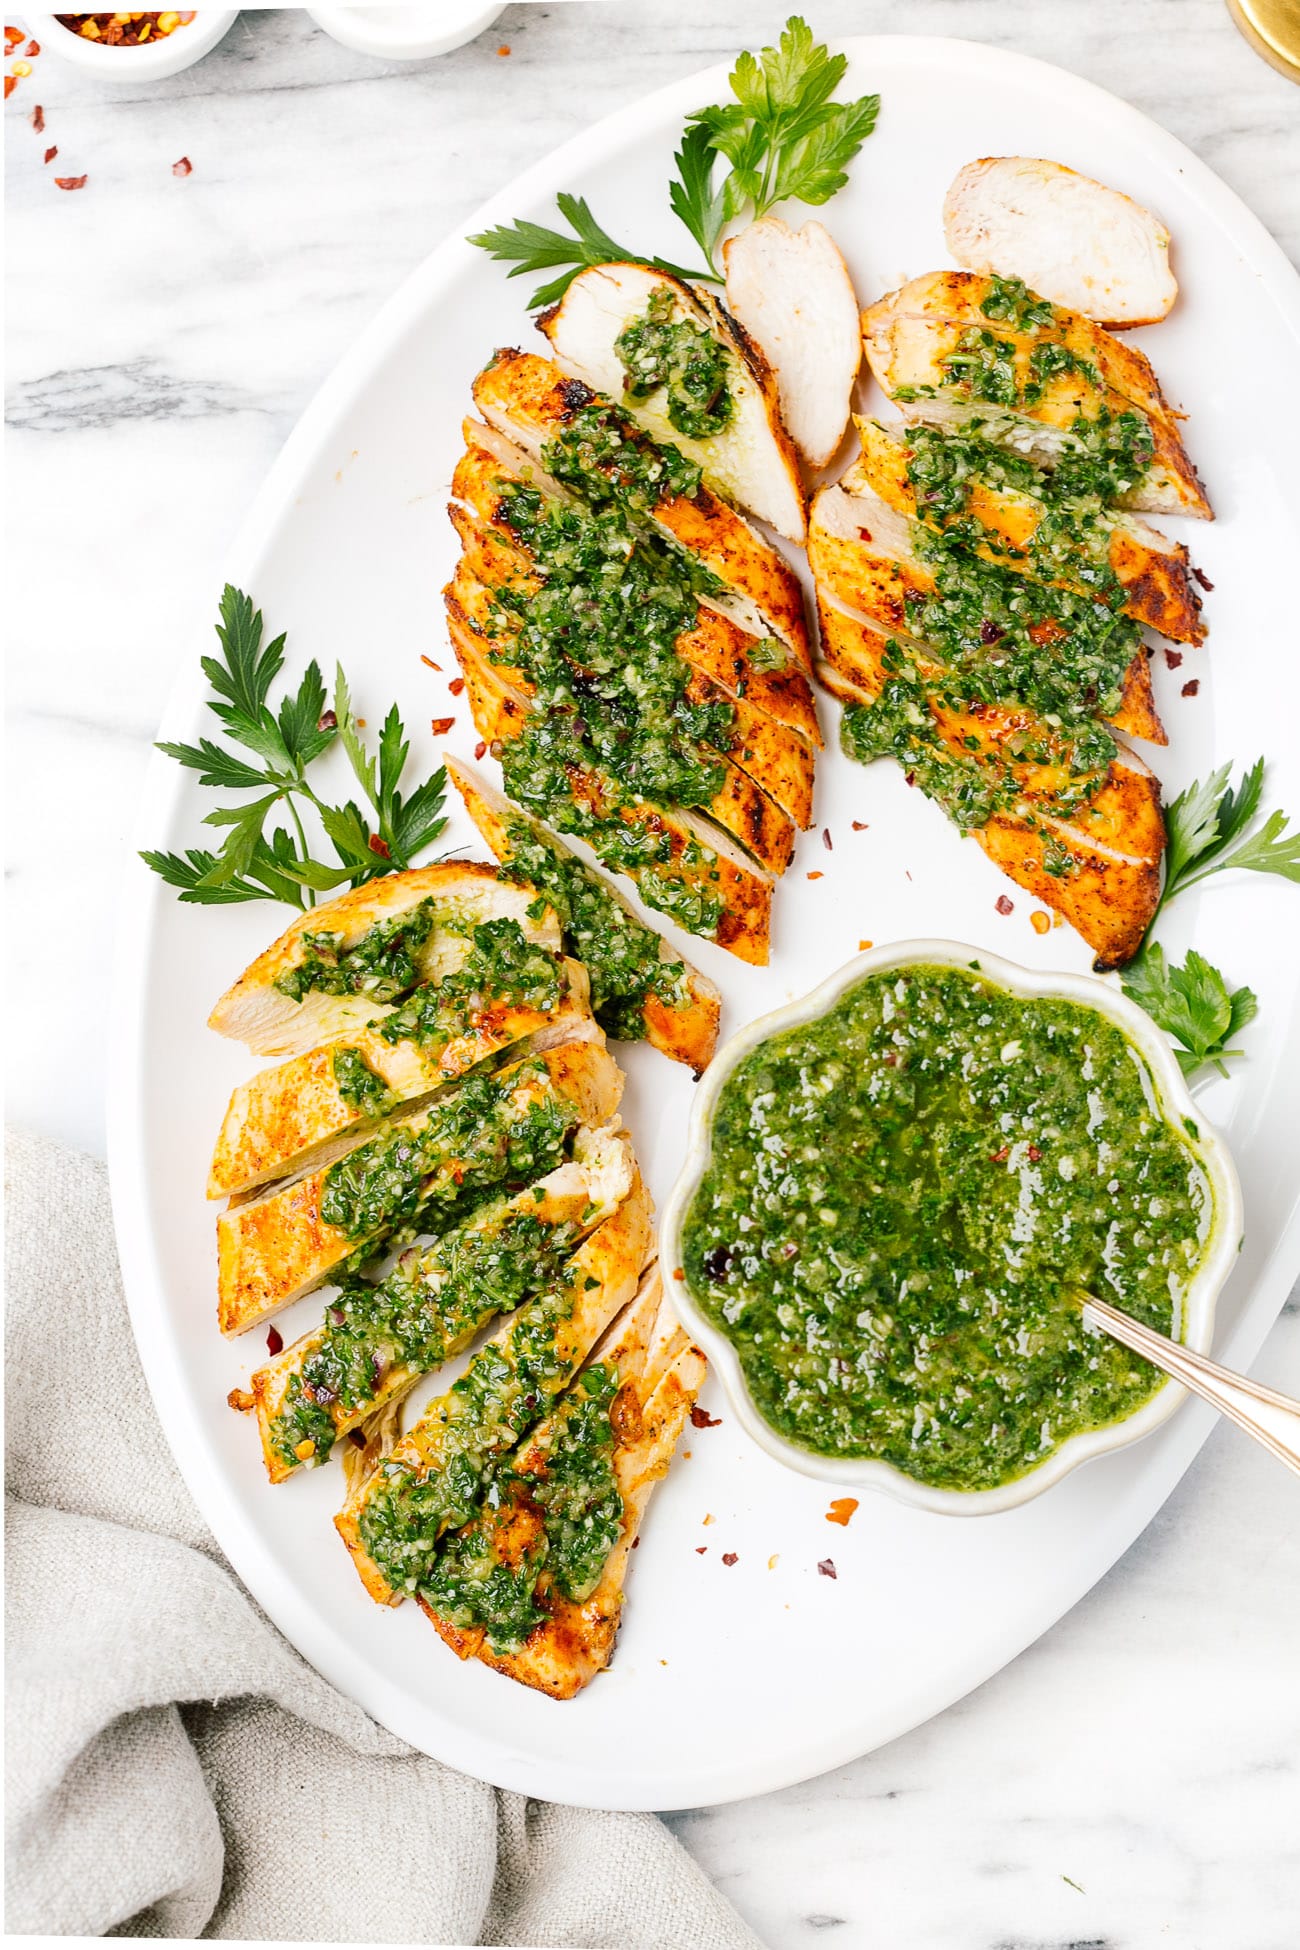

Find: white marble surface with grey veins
<box><xmin>6</xmin><ymin>6</ymin><xmax>1298</xmax><ymax>1946</ymax></box>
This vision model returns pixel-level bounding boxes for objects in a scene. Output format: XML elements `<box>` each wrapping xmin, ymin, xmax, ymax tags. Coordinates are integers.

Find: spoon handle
<box><xmin>1082</xmin><ymin>1295</ymin><xmax>1300</xmax><ymax>1477</ymax></box>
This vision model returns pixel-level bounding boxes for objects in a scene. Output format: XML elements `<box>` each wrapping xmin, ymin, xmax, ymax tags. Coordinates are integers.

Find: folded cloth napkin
<box><xmin>4</xmin><ymin>1132</ymin><xmax>761</xmax><ymax>1948</ymax></box>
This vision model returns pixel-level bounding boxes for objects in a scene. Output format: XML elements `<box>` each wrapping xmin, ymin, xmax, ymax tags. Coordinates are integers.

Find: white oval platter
<box><xmin>108</xmin><ymin>36</ymin><xmax>1300</xmax><ymax>1810</ymax></box>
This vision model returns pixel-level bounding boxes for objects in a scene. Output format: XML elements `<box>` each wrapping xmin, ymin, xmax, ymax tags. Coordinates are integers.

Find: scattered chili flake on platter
<box><xmin>448</xmin><ymin>676</ymin><xmax>466</xmax><ymax>696</ymax></box>
<box><xmin>817</xmin><ymin>1558</ymin><xmax>837</xmax><ymax>1579</ymax></box>
<box><xmin>1165</xmin><ymin>648</ymin><xmax>1183</xmax><ymax>669</ymax></box>
<box><xmin>1030</xmin><ymin>910</ymin><xmax>1051</xmax><ymax>934</ymax></box>
<box><xmin>995</xmin><ymin>893</ymin><xmax>1014</xmax><ymax>915</ymax></box>
<box><xmin>1182</xmin><ymin>679</ymin><xmax>1200</xmax><ymax>697</ymax></box>
<box><xmin>721</xmin><ymin>1553</ymin><xmax>738</xmax><ymax>1567</ymax></box>
<box><xmin>826</xmin><ymin>1498</ymin><xmax>859</xmax><ymax>1526</ymax></box>
<box><xmin>822</xmin><ymin>828</ymin><xmax>833</xmax><ymax>850</ymax></box>
<box><xmin>31</xmin><ymin>102</ymin><xmax>43</xmax><ymax>130</ymax></box>
<box><xmin>265</xmin><ymin>1324</ymin><xmax>283</xmax><ymax>1356</ymax></box>
<box><xmin>172</xmin><ymin>155</ymin><xmax>192</xmax><ymax>177</ymax></box>
<box><xmin>858</xmin><ymin>939</ymin><xmax>872</xmax><ymax>950</ymax></box>
<box><xmin>807</xmin><ymin>870</ymin><xmax>823</xmax><ymax>880</ymax></box>
<box><xmin>44</xmin><ymin>145</ymin><xmax>57</xmax><ymax>162</ymax></box>
<box><xmin>851</xmin><ymin>819</ymin><xmax>869</xmax><ymax>831</ymax></box>
<box><xmin>54</xmin><ymin>175</ymin><xmax>88</xmax><ymax>190</ymax></box>
<box><xmin>474</xmin><ymin>741</ymin><xmax>487</xmax><ymax>760</ymax></box>
<box><xmin>430</xmin><ymin>716</ymin><xmax>455</xmax><ymax>735</ymax></box>
<box><xmin>689</xmin><ymin>1404</ymin><xmax>721</xmax><ymax>1429</ymax></box>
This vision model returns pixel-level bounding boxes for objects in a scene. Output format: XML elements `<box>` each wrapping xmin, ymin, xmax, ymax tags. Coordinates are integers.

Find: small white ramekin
<box><xmin>660</xmin><ymin>939</ymin><xmax>1244</xmax><ymax>1516</ymax></box>
<box><xmin>26</xmin><ymin>11</ymin><xmax>239</xmax><ymax>82</ymax></box>
<box><xmin>305</xmin><ymin>4</ymin><xmax>505</xmax><ymax>60</ymax></box>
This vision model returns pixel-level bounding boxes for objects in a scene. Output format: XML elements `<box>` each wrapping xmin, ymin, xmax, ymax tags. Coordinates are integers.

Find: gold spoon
<box><xmin>1083</xmin><ymin>1294</ymin><xmax>1300</xmax><ymax>1477</ymax></box>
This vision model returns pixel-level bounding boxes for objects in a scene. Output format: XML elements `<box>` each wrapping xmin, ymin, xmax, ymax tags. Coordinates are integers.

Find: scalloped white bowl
<box><xmin>660</xmin><ymin>940</ymin><xmax>1244</xmax><ymax>1516</ymax></box>
<box><xmin>26</xmin><ymin>10</ymin><xmax>238</xmax><ymax>81</ymax></box>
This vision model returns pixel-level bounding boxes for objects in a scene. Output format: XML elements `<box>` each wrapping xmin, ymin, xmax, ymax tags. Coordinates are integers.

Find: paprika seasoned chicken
<box><xmin>421</xmin><ymin>1268</ymin><xmax>705</xmax><ymax>1699</ymax></box>
<box><xmin>862</xmin><ymin>270</ymin><xmax>1211</xmax><ymax>519</ymax></box>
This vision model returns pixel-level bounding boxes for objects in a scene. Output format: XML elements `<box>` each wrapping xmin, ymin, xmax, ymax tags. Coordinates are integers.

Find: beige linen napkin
<box><xmin>4</xmin><ymin>1131</ymin><xmax>761</xmax><ymax>1948</ymax></box>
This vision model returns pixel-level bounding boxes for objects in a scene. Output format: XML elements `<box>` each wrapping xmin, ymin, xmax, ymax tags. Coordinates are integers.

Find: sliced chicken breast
<box><xmin>447</xmin><ymin>624</ymin><xmax>774</xmax><ymax>965</ymax></box>
<box><xmin>722</xmin><ymin>216</ymin><xmax>861</xmax><ymax>469</ymax></box>
<box><xmin>470</xmin><ymin>350</ymin><xmax>813</xmax><ymax>671</ymax></box>
<box><xmin>943</xmin><ymin>158</ymin><xmax>1178</xmax><ymax>328</ymax></box>
<box><xmin>208</xmin><ymin>863</ymin><xmax>560</xmax><ymax>1058</ymax></box>
<box><xmin>538</xmin><ymin>261</ymin><xmax>806</xmax><ymax>540</ymax></box>
<box><xmin>336</xmin><ymin>1172</ymin><xmax>653</xmax><ymax>1607</ymax></box>
<box><xmin>849</xmin><ymin>417</ymin><xmax>1205</xmax><ymax>645</ymax></box>
<box><xmin>422</xmin><ymin>1269</ymin><xmax>704</xmax><ymax>1697</ymax></box>
<box><xmin>446</xmin><ymin>758</ymin><xmax>721</xmax><ymax>1074</ymax></box>
<box><xmin>808</xmin><ymin>478</ymin><xmax>1166</xmax><ymax>745</ymax></box>
<box><xmin>239</xmin><ymin>1123</ymin><xmax>635</xmax><ymax>1481</ymax></box>
<box><xmin>215</xmin><ymin>1032</ymin><xmax>621</xmax><ymax>1335</ymax></box>
<box><xmin>207</xmin><ymin>951</ymin><xmax>589</xmax><ymax>1200</ymax></box>
<box><xmin>862</xmin><ymin>271</ymin><xmax>1211</xmax><ymax>519</ymax></box>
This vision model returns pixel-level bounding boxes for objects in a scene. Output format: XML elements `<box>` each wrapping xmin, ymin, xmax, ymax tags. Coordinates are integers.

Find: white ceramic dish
<box><xmin>108</xmin><ymin>36</ymin><xmax>1300</xmax><ymax>1810</ymax></box>
<box><xmin>660</xmin><ymin>940</ymin><xmax>1245</xmax><ymax>1516</ymax></box>
<box><xmin>26</xmin><ymin>9</ymin><xmax>238</xmax><ymax>80</ymax></box>
<box><xmin>306</xmin><ymin>4</ymin><xmax>505</xmax><ymax>61</ymax></box>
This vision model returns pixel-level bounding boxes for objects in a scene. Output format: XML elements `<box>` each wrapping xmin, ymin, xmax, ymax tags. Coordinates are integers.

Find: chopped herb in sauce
<box><xmin>267</xmin><ymin>1202</ymin><xmax>582</xmax><ymax>1469</ymax></box>
<box><xmin>377</xmin><ymin>917</ymin><xmax>562</xmax><ymax>1049</ymax></box>
<box><xmin>423</xmin><ymin>1363</ymin><xmax>623</xmax><ymax>1651</ymax></box>
<box><xmin>331</xmin><ymin>1047</ymin><xmax>397</xmax><ymax>1117</ymax></box>
<box><xmin>682</xmin><ymin>964</ymin><xmax>1213</xmax><ymax>1491</ymax></box>
<box><xmin>275</xmin><ymin>900</ymin><xmax>441</xmax><ymax>1005</ymax></box>
<box><xmin>614</xmin><ymin>288</ymin><xmax>735</xmax><ymax>441</ymax></box>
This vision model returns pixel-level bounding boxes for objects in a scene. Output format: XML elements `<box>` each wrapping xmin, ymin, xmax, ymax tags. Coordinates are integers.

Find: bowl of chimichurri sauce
<box><xmin>663</xmin><ymin>943</ymin><xmax>1243</xmax><ymax>1513</ymax></box>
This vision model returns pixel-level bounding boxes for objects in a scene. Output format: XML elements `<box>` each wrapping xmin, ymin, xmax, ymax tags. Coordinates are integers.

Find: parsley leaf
<box><xmin>469</xmin><ymin>18</ymin><xmax>880</xmax><ymax>299</ymax></box>
<box><xmin>1121</xmin><ymin>943</ymin><xmax>1258</xmax><ymax>1081</ymax></box>
<box><xmin>675</xmin><ymin>17</ymin><xmax>880</xmax><ymax>266</ymax></box>
<box><xmin>1160</xmin><ymin>757</ymin><xmax>1300</xmax><ymax>908</ymax></box>
<box><xmin>467</xmin><ymin>192</ymin><xmax>714</xmax><ymax>311</ymax></box>
<box><xmin>143</xmin><ymin>585</ymin><xmax>447</xmax><ymax>909</ymax></box>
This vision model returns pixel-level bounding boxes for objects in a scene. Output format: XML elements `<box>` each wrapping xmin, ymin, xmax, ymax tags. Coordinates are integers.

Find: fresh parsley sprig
<box><xmin>468</xmin><ymin>16</ymin><xmax>880</xmax><ymax>307</ymax></box>
<box><xmin>1120</xmin><ymin>758</ymin><xmax>1297</xmax><ymax>1080</ymax></box>
<box><xmin>468</xmin><ymin>192</ymin><xmax>715</xmax><ymax>312</ymax></box>
<box><xmin>142</xmin><ymin>585</ymin><xmax>447</xmax><ymax>909</ymax></box>
<box><xmin>1121</xmin><ymin>944</ymin><xmax>1258</xmax><ymax>1081</ymax></box>
<box><xmin>673</xmin><ymin>15</ymin><xmax>880</xmax><ymax>271</ymax></box>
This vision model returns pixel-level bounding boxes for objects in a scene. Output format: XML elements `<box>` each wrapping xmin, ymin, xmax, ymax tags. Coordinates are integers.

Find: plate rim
<box><xmin>107</xmin><ymin>32</ymin><xmax>1300</xmax><ymax>1810</ymax></box>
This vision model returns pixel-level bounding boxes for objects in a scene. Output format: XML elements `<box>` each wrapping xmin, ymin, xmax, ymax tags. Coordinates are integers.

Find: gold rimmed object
<box><xmin>1227</xmin><ymin>0</ymin><xmax>1300</xmax><ymax>82</ymax></box>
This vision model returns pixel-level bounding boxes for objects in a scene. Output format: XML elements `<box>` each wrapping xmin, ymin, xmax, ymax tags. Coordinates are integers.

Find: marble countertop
<box><xmin>6</xmin><ymin>5</ymin><xmax>1297</xmax><ymax>1944</ymax></box>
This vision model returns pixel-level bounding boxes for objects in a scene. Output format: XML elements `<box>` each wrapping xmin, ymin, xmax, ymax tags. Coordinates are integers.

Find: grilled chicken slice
<box><xmin>446</xmin><ymin>758</ymin><xmax>720</xmax><ymax>1072</ymax></box>
<box><xmin>817</xmin><ymin>596</ymin><xmax>1164</xmax><ymax>966</ymax></box>
<box><xmin>809</xmin><ymin>479</ymin><xmax>1165</xmax><ymax>745</ymax></box>
<box><xmin>215</xmin><ymin>1032</ymin><xmax>621</xmax><ymax>1335</ymax></box>
<box><xmin>421</xmin><ymin>1269</ymin><xmax>704</xmax><ymax>1698</ymax></box>
<box><xmin>208</xmin><ymin>948</ymin><xmax>589</xmax><ymax>1200</ymax></box>
<box><xmin>336</xmin><ymin>1171</ymin><xmax>653</xmax><ymax>1606</ymax></box>
<box><xmin>862</xmin><ymin>271</ymin><xmax>1211</xmax><ymax>519</ymax></box>
<box><xmin>240</xmin><ymin>1123</ymin><xmax>635</xmax><ymax>1481</ymax></box>
<box><xmin>208</xmin><ymin>863</ymin><xmax>560</xmax><ymax>1059</ymax></box>
<box><xmin>447</xmin><ymin>624</ymin><xmax>774</xmax><ymax>965</ymax></box>
<box><xmin>538</xmin><ymin>262</ymin><xmax>806</xmax><ymax>540</ymax></box>
<box><xmin>722</xmin><ymin>217</ymin><xmax>861</xmax><ymax>469</ymax></box>
<box><xmin>850</xmin><ymin>417</ymin><xmax>1205</xmax><ymax>645</ymax></box>
<box><xmin>470</xmin><ymin>350</ymin><xmax>814</xmax><ymax>672</ymax></box>
<box><xmin>943</xmin><ymin>158</ymin><xmax>1178</xmax><ymax>328</ymax></box>
<box><xmin>451</xmin><ymin>426</ymin><xmax>822</xmax><ymax>777</ymax></box>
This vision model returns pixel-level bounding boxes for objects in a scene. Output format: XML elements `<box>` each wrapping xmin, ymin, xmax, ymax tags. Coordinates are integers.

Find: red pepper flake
<box><xmin>689</xmin><ymin>1405</ymin><xmax>721</xmax><ymax>1429</ymax></box>
<box><xmin>818</xmin><ymin>1558</ymin><xmax>837</xmax><ymax>1579</ymax></box>
<box><xmin>4</xmin><ymin>78</ymin><xmax>15</xmax><ymax>99</ymax></box>
<box><xmin>989</xmin><ymin>1145</ymin><xmax>1010</xmax><ymax>1163</ymax></box>
<box><xmin>904</xmin><ymin>771</ymin><xmax>916</xmax><ymax>787</ymax></box>
<box><xmin>995</xmin><ymin>894</ymin><xmax>1014</xmax><ymax>915</ymax></box>
<box><xmin>807</xmin><ymin>869</ymin><xmax>824</xmax><ymax>880</ymax></box>
<box><xmin>448</xmin><ymin>676</ymin><xmax>466</xmax><ymax>696</ymax></box>
<box><xmin>266</xmin><ymin>1325</ymin><xmax>284</xmax><ymax>1356</ymax></box>
<box><xmin>1027</xmin><ymin>617</ymin><xmax>1066</xmax><ymax>647</ymax></box>
<box><xmin>857</xmin><ymin>525</ymin><xmax>873</xmax><ymax>542</ymax></box>
<box><xmin>851</xmin><ymin>819</ymin><xmax>869</xmax><ymax>831</ymax></box>
<box><xmin>1030</xmin><ymin>909</ymin><xmax>1051</xmax><ymax>935</ymax></box>
<box><xmin>26</xmin><ymin>36</ymin><xmax>38</xmax><ymax>53</ymax></box>
<box><xmin>1181</xmin><ymin>679</ymin><xmax>1200</xmax><ymax>698</ymax></box>
<box><xmin>474</xmin><ymin>740</ymin><xmax>487</xmax><ymax>760</ymax></box>
<box><xmin>420</xmin><ymin>654</ymin><xmax>442</xmax><ymax>672</ymax></box>
<box><xmin>4</xmin><ymin>25</ymin><xmax>22</xmax><ymax>50</ymax></box>
<box><xmin>1164</xmin><ymin>648</ymin><xmax>1183</xmax><ymax>669</ymax></box>
<box><xmin>496</xmin><ymin>42</ymin><xmax>510</xmax><ymax>54</ymax></box>
<box><xmin>1026</xmin><ymin>1144</ymin><xmax>1043</xmax><ymax>1163</ymax></box>
<box><xmin>367</xmin><ymin>833</ymin><xmax>391</xmax><ymax>859</ymax></box>
<box><xmin>172</xmin><ymin>155</ymin><xmax>192</xmax><ymax>178</ymax></box>
<box><xmin>431</xmin><ymin>716</ymin><xmax>455</xmax><ymax>736</ymax></box>
<box><xmin>721</xmin><ymin>1552</ymin><xmax>738</xmax><ymax>1567</ymax></box>
<box><xmin>54</xmin><ymin>175</ymin><xmax>87</xmax><ymax>191</ymax></box>
<box><xmin>672</xmin><ymin>1267</ymin><xmax>685</xmax><ymax>1281</ymax></box>
<box><xmin>1192</xmin><ymin>566</ymin><xmax>1215</xmax><ymax>592</ymax></box>
<box><xmin>858</xmin><ymin>938</ymin><xmax>872</xmax><ymax>950</ymax></box>
<box><xmin>44</xmin><ymin>145</ymin><xmax>56</xmax><ymax>163</ymax></box>
<box><xmin>695</xmin><ymin>1546</ymin><xmax>707</xmax><ymax>1554</ymax></box>
<box><xmin>31</xmin><ymin>102</ymin><xmax>43</xmax><ymax>131</ymax></box>
<box><xmin>317</xmin><ymin>709</ymin><xmax>338</xmax><ymax>732</ymax></box>
<box><xmin>822</xmin><ymin>827</ymin><xmax>833</xmax><ymax>850</ymax></box>
<box><xmin>826</xmin><ymin>1497</ymin><xmax>859</xmax><ymax>1527</ymax></box>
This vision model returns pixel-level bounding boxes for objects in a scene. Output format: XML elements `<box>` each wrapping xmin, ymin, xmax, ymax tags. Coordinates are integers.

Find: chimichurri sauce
<box><xmin>614</xmin><ymin>289</ymin><xmax>735</xmax><ymax>442</ymax></box>
<box><xmin>682</xmin><ymin>965</ymin><xmax>1214</xmax><ymax>1491</ymax></box>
